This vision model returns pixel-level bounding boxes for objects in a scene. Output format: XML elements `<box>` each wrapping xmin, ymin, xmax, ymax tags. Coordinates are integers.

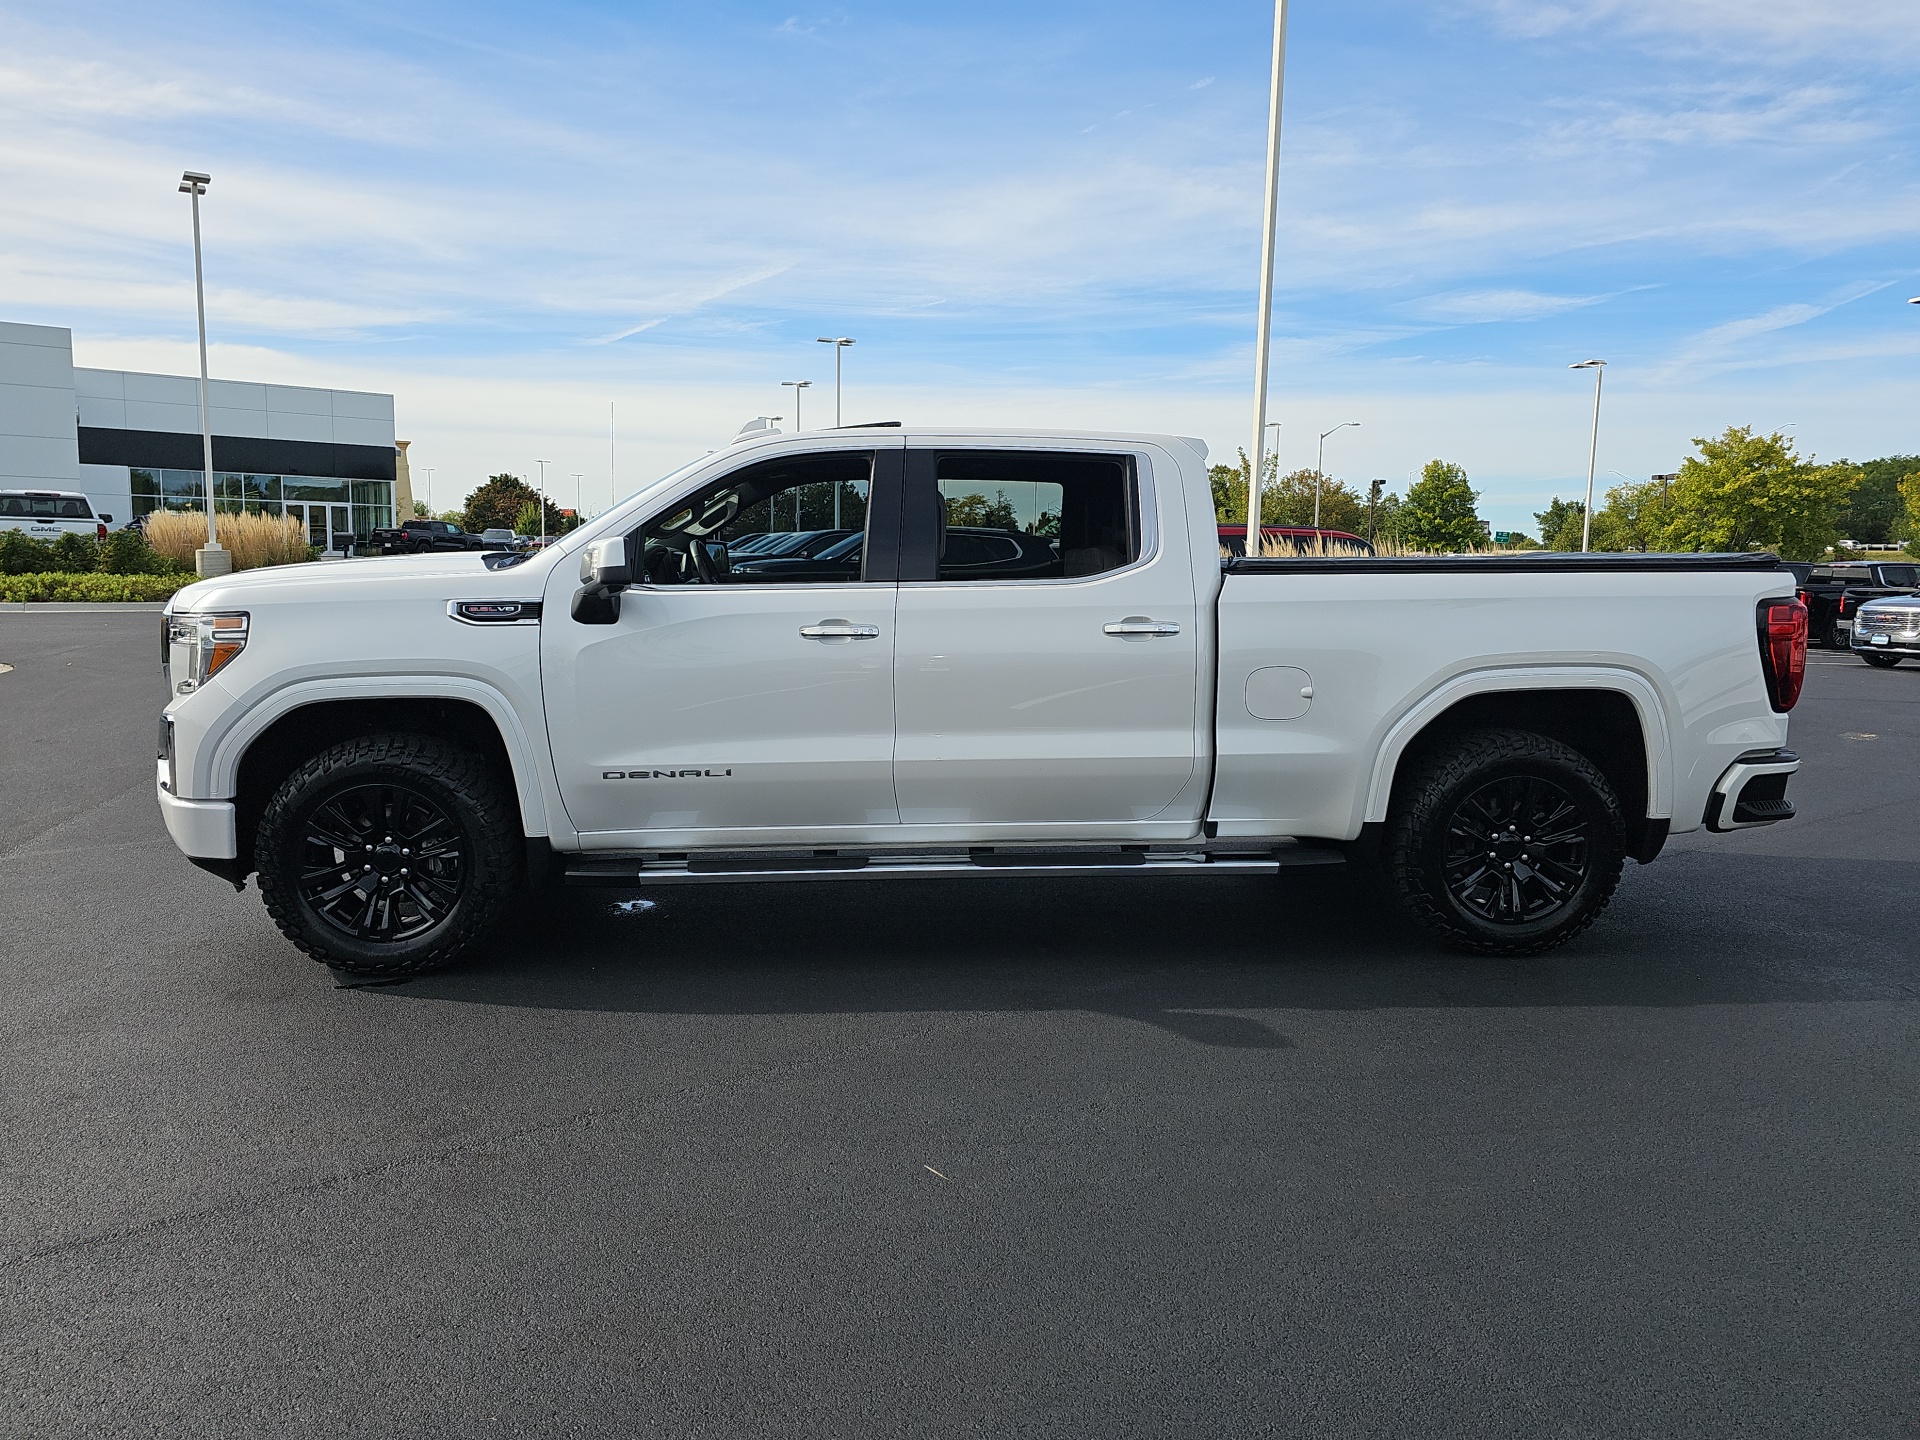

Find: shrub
<box><xmin>0</xmin><ymin>572</ymin><xmax>190</xmax><ymax>602</ymax></box>
<box><xmin>97</xmin><ymin>527</ymin><xmax>186</xmax><ymax>575</ymax></box>
<box><xmin>1</xmin><ymin>531</ymin><xmax>57</xmax><ymax>575</ymax></box>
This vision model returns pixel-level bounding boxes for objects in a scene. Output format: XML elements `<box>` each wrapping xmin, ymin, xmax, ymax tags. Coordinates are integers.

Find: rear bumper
<box><xmin>157</xmin><ymin>759</ymin><xmax>236</xmax><ymax>859</ymax></box>
<box><xmin>1704</xmin><ymin>748</ymin><xmax>1798</xmax><ymax>833</ymax></box>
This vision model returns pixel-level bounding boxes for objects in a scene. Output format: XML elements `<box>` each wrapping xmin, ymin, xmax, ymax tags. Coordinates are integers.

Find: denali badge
<box><xmin>602</xmin><ymin>768</ymin><xmax>734</xmax><ymax>779</ymax></box>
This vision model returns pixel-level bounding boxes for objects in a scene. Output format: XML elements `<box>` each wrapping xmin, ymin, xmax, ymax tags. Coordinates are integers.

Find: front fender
<box><xmin>202</xmin><ymin>675</ymin><xmax>561</xmax><ymax>842</ymax></box>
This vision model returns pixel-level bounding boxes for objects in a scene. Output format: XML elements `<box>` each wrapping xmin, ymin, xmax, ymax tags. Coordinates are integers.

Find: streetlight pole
<box><xmin>782</xmin><ymin>379</ymin><xmax>812</xmax><ymax>433</ymax></box>
<box><xmin>571</xmin><ymin>473</ymin><xmax>583</xmax><ymax>524</ymax></box>
<box><xmin>1246</xmin><ymin>0</ymin><xmax>1291</xmax><ymax>552</ymax></box>
<box><xmin>815</xmin><ymin>338</ymin><xmax>854</xmax><ymax>425</ymax></box>
<box><xmin>1570</xmin><ymin>360</ymin><xmax>1607</xmax><ymax>552</ymax></box>
<box><xmin>423</xmin><ymin>467</ymin><xmax>434</xmax><ymax>518</ymax></box>
<box><xmin>534</xmin><ymin>458</ymin><xmax>551</xmax><ymax>545</ymax></box>
<box><xmin>178</xmin><ymin>170</ymin><xmax>226</xmax><ymax>576</ymax></box>
<box><xmin>1314</xmin><ymin>421</ymin><xmax>1358</xmax><ymax>529</ymax></box>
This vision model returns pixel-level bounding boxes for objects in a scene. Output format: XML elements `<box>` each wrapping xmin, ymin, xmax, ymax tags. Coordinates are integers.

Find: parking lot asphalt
<box><xmin>2</xmin><ymin>611</ymin><xmax>1916</xmax><ymax>1439</ymax></box>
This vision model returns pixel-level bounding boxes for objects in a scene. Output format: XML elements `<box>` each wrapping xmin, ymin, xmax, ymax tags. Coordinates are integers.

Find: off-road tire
<box><xmin>256</xmin><ymin>732</ymin><xmax>520</xmax><ymax>977</ymax></box>
<box><xmin>1388</xmin><ymin>728</ymin><xmax>1625</xmax><ymax>956</ymax></box>
<box><xmin>1860</xmin><ymin>652</ymin><xmax>1901</xmax><ymax>668</ymax></box>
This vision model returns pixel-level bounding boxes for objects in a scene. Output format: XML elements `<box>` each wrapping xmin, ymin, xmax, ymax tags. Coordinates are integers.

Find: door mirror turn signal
<box><xmin>573</xmin><ymin>536</ymin><xmax>632</xmax><ymax>625</ymax></box>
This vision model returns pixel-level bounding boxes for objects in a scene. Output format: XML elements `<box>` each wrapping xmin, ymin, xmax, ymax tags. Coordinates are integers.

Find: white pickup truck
<box><xmin>156</xmin><ymin>428</ymin><xmax>1808</xmax><ymax>976</ymax></box>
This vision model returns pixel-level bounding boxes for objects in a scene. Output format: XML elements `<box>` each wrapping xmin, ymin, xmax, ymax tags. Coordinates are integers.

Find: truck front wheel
<box><xmin>255</xmin><ymin>733</ymin><xmax>521</xmax><ymax>977</ymax></box>
<box><xmin>1387</xmin><ymin>728</ymin><xmax>1625</xmax><ymax>956</ymax></box>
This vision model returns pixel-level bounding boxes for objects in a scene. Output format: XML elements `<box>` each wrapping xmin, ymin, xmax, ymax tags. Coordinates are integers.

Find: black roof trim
<box><xmin>834</xmin><ymin>420</ymin><xmax>902</xmax><ymax>428</ymax></box>
<box><xmin>1225</xmin><ymin>551</ymin><xmax>1787</xmax><ymax>575</ymax></box>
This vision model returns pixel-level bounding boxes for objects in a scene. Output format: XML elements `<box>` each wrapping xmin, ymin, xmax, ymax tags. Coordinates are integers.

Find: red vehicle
<box><xmin>1217</xmin><ymin>524</ymin><xmax>1375</xmax><ymax>558</ymax></box>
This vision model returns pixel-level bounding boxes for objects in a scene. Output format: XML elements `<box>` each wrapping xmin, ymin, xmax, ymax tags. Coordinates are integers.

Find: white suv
<box><xmin>0</xmin><ymin>489</ymin><xmax>109</xmax><ymax>540</ymax></box>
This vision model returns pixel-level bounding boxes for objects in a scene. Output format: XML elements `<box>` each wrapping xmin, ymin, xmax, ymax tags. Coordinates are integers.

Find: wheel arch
<box><xmin>1362</xmin><ymin>668</ymin><xmax>1671</xmax><ymax>859</ymax></box>
<box><xmin>214</xmin><ymin>681</ymin><xmax>549</xmax><ymax>873</ymax></box>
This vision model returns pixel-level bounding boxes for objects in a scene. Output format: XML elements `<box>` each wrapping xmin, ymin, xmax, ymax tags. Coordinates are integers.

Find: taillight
<box><xmin>97</xmin><ymin>523</ymin><xmax>108</xmax><ymax>540</ymax></box>
<box><xmin>1757</xmin><ymin>598</ymin><xmax>1807</xmax><ymax>712</ymax></box>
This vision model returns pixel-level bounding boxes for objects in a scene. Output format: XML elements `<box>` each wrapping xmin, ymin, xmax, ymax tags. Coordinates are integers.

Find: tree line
<box><xmin>1210</xmin><ymin>426</ymin><xmax>1920</xmax><ymax>560</ymax></box>
<box><xmin>414</xmin><ymin>474</ymin><xmax>580</xmax><ymax>536</ymax></box>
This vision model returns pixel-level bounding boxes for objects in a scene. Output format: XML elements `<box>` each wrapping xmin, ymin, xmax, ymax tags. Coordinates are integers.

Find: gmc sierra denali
<box><xmin>156</xmin><ymin>428</ymin><xmax>1807</xmax><ymax>976</ymax></box>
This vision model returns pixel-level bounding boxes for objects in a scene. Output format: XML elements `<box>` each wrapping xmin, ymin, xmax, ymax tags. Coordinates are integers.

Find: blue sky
<box><xmin>3</xmin><ymin>0</ymin><xmax>1917</xmax><ymax>531</ymax></box>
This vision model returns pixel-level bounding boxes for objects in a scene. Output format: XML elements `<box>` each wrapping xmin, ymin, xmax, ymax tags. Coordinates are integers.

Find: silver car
<box><xmin>1850</xmin><ymin>595</ymin><xmax>1920</xmax><ymax>668</ymax></box>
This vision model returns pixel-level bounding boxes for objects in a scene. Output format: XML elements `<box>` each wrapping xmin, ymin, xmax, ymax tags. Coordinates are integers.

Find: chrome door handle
<box><xmin>1103</xmin><ymin>618</ymin><xmax>1182</xmax><ymax>637</ymax></box>
<box><xmin>799</xmin><ymin>622</ymin><xmax>882</xmax><ymax>639</ymax></box>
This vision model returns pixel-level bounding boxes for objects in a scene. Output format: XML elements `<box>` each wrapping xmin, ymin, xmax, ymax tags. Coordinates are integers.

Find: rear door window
<box><xmin>902</xmin><ymin>451</ymin><xmax>1138</xmax><ymax>582</ymax></box>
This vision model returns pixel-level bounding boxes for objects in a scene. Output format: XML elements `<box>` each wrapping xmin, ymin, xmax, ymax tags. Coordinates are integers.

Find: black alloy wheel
<box><xmin>1387</xmin><ymin>728</ymin><xmax>1625</xmax><ymax>956</ymax></box>
<box><xmin>1440</xmin><ymin>775</ymin><xmax>1592</xmax><ymax>926</ymax></box>
<box><xmin>298</xmin><ymin>783</ymin><xmax>467</xmax><ymax>943</ymax></box>
<box><xmin>256</xmin><ymin>732</ymin><xmax>520</xmax><ymax>976</ymax></box>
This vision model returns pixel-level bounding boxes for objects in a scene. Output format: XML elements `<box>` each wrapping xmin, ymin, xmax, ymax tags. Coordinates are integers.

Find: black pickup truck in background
<box><xmin>1797</xmin><ymin>561</ymin><xmax>1920</xmax><ymax>648</ymax></box>
<box><xmin>357</xmin><ymin>518</ymin><xmax>509</xmax><ymax>556</ymax></box>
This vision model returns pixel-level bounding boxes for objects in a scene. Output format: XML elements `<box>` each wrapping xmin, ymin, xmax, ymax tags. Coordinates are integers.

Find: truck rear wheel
<box><xmin>1387</xmin><ymin>728</ymin><xmax>1625</xmax><ymax>956</ymax></box>
<box><xmin>255</xmin><ymin>733</ymin><xmax>520</xmax><ymax>977</ymax></box>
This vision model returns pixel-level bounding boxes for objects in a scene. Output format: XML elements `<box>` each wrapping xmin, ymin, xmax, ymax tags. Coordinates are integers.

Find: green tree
<box><xmin>1835</xmin><ymin>454</ymin><xmax>1919</xmax><ymax>545</ymax></box>
<box><xmin>945</xmin><ymin>491</ymin><xmax>1020</xmax><ymax>530</ymax></box>
<box><xmin>1400</xmin><ymin>459</ymin><xmax>1484</xmax><ymax>553</ymax></box>
<box><xmin>1658</xmin><ymin>427</ymin><xmax>1858</xmax><ymax>561</ymax></box>
<box><xmin>411</xmin><ymin>498</ymin><xmax>430</xmax><ymax>518</ymax></box>
<box><xmin>464</xmin><ymin>474</ymin><xmax>567</xmax><ymax>535</ymax></box>
<box><xmin>1208</xmin><ymin>453</ymin><xmax>1364</xmax><ymax>535</ymax></box>
<box><xmin>1534</xmin><ymin>497</ymin><xmax>1586</xmax><ymax>552</ymax></box>
<box><xmin>1900</xmin><ymin>469</ymin><xmax>1920</xmax><ymax>558</ymax></box>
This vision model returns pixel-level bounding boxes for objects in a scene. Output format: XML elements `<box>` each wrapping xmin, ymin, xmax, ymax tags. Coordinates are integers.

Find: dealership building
<box><xmin>0</xmin><ymin>320</ymin><xmax>411</xmax><ymax>551</ymax></box>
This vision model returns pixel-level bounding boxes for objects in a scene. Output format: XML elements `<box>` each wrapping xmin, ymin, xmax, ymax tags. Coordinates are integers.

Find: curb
<box><xmin>0</xmin><ymin>602</ymin><xmax>170</xmax><ymax>613</ymax></box>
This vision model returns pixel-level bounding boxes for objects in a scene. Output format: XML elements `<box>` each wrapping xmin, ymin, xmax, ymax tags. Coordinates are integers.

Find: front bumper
<box><xmin>1704</xmin><ymin>748</ymin><xmax>1799</xmax><ymax>832</ymax></box>
<box><xmin>157</xmin><ymin>758</ymin><xmax>236</xmax><ymax>859</ymax></box>
<box><xmin>1851</xmin><ymin>635</ymin><xmax>1920</xmax><ymax>657</ymax></box>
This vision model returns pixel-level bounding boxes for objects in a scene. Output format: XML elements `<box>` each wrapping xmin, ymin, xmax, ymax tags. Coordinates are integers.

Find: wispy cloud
<box><xmin>1407</xmin><ymin>289</ymin><xmax>1603</xmax><ymax>323</ymax></box>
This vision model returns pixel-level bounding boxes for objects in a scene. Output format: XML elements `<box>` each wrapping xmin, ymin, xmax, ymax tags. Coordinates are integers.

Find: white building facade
<box><xmin>0</xmin><ymin>320</ymin><xmax>400</xmax><ymax>551</ymax></box>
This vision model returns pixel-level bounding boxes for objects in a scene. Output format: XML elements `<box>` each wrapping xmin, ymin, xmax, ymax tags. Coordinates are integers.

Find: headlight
<box><xmin>167</xmin><ymin>611</ymin><xmax>249</xmax><ymax>693</ymax></box>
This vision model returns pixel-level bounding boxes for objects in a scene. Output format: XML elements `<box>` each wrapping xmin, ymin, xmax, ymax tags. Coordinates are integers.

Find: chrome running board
<box><xmin>564</xmin><ymin>844</ymin><xmax>1344</xmax><ymax>887</ymax></box>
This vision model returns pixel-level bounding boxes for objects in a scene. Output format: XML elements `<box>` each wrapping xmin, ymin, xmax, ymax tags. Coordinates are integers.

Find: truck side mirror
<box><xmin>579</xmin><ymin>536</ymin><xmax>631</xmax><ymax>590</ymax></box>
<box><xmin>572</xmin><ymin>535</ymin><xmax>631</xmax><ymax>625</ymax></box>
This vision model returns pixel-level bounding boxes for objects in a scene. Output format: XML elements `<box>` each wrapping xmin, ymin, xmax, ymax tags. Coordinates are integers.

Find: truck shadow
<box><xmin>372</xmin><ymin>849</ymin><xmax>1917</xmax><ymax>1046</ymax></box>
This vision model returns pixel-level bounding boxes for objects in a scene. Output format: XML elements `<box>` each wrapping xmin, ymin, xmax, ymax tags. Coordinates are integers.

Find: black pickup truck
<box><xmin>1798</xmin><ymin>561</ymin><xmax>1920</xmax><ymax>648</ymax></box>
<box><xmin>358</xmin><ymin>519</ymin><xmax>509</xmax><ymax>556</ymax></box>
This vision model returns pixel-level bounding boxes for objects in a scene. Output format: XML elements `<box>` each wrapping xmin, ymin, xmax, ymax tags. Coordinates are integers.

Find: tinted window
<box><xmin>635</xmin><ymin>452</ymin><xmax>875</xmax><ymax>586</ymax></box>
<box><xmin>923</xmin><ymin>453</ymin><xmax>1135</xmax><ymax>582</ymax></box>
<box><xmin>1878</xmin><ymin>566</ymin><xmax>1916</xmax><ymax>586</ymax></box>
<box><xmin>2</xmin><ymin>495</ymin><xmax>92</xmax><ymax>519</ymax></box>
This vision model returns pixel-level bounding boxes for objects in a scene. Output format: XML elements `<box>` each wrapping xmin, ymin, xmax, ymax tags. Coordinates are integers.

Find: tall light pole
<box><xmin>815</xmin><ymin>338</ymin><xmax>854</xmax><ymax>425</ymax></box>
<box><xmin>1570</xmin><ymin>360</ymin><xmax>1607</xmax><ymax>552</ymax></box>
<box><xmin>423</xmin><ymin>467</ymin><xmax>435</xmax><ymax>517</ymax></box>
<box><xmin>1246</xmin><ymin>0</ymin><xmax>1291</xmax><ymax>550</ymax></box>
<box><xmin>178</xmin><ymin>170</ymin><xmax>226</xmax><ymax>576</ymax></box>
<box><xmin>782</xmin><ymin>379</ymin><xmax>812</xmax><ymax>432</ymax></box>
<box><xmin>534</xmin><ymin>458</ymin><xmax>551</xmax><ymax>545</ymax></box>
<box><xmin>571</xmin><ymin>473</ymin><xmax>583</xmax><ymax>524</ymax></box>
<box><xmin>609</xmin><ymin>400</ymin><xmax>617</xmax><ymax>513</ymax></box>
<box><xmin>1315</xmin><ymin>421</ymin><xmax>1358</xmax><ymax>529</ymax></box>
